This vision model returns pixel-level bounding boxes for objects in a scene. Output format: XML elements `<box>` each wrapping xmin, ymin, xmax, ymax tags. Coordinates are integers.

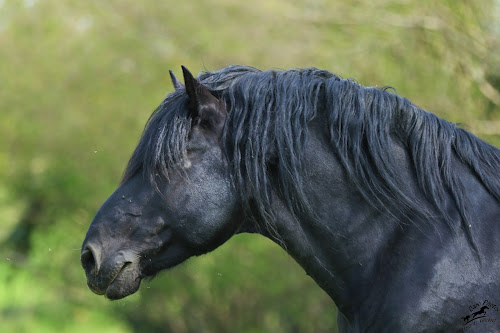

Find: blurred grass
<box><xmin>0</xmin><ymin>0</ymin><xmax>499</xmax><ymax>332</ymax></box>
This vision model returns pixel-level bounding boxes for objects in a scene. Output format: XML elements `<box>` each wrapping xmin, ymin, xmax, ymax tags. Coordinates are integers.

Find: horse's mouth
<box><xmin>86</xmin><ymin>262</ymin><xmax>142</xmax><ymax>300</ymax></box>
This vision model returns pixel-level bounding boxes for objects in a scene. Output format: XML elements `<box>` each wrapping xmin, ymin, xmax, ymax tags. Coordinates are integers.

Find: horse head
<box><xmin>81</xmin><ymin>67</ymin><xmax>245</xmax><ymax>299</ymax></box>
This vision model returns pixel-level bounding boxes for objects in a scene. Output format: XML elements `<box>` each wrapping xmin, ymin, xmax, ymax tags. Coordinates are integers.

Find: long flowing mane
<box><xmin>123</xmin><ymin>65</ymin><xmax>500</xmax><ymax>236</ymax></box>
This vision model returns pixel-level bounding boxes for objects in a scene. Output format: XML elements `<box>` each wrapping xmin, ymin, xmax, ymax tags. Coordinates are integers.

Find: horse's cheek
<box><xmin>184</xmin><ymin>176</ymin><xmax>238</xmax><ymax>249</ymax></box>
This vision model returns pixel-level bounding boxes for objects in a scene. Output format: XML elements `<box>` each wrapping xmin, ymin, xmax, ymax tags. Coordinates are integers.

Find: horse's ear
<box><xmin>169</xmin><ymin>70</ymin><xmax>184</xmax><ymax>90</ymax></box>
<box><xmin>181</xmin><ymin>65</ymin><xmax>225</xmax><ymax>129</ymax></box>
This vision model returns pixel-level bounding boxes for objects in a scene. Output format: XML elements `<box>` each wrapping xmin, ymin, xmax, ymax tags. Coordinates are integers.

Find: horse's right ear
<box><xmin>169</xmin><ymin>70</ymin><xmax>184</xmax><ymax>90</ymax></box>
<box><xmin>181</xmin><ymin>65</ymin><xmax>226</xmax><ymax>130</ymax></box>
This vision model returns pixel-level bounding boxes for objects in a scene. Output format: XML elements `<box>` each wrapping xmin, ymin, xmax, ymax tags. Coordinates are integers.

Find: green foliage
<box><xmin>0</xmin><ymin>0</ymin><xmax>498</xmax><ymax>332</ymax></box>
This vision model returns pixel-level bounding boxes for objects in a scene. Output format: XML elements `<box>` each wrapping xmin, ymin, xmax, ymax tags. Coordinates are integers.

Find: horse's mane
<box><xmin>123</xmin><ymin>65</ymin><xmax>500</xmax><ymax>236</ymax></box>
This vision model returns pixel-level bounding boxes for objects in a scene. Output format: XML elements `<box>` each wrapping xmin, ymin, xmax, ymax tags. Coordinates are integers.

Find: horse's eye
<box><xmin>183</xmin><ymin>158</ymin><xmax>192</xmax><ymax>169</ymax></box>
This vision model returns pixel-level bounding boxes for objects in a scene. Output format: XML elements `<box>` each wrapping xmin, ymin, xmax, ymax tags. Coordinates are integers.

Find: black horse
<box><xmin>472</xmin><ymin>305</ymin><xmax>489</xmax><ymax>319</ymax></box>
<box><xmin>81</xmin><ymin>65</ymin><xmax>500</xmax><ymax>332</ymax></box>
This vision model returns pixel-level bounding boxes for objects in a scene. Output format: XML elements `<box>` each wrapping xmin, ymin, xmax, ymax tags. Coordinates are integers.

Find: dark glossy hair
<box><xmin>123</xmin><ymin>65</ymin><xmax>500</xmax><ymax>241</ymax></box>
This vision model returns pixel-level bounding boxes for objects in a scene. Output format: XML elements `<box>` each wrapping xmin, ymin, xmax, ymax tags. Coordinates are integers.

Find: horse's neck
<box><xmin>266</xmin><ymin>124</ymin><xmax>404</xmax><ymax>314</ymax></box>
<box><xmin>267</xmin><ymin>121</ymin><xmax>500</xmax><ymax>330</ymax></box>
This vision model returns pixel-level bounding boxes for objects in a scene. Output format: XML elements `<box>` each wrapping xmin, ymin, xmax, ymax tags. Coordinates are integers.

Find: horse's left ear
<box><xmin>182</xmin><ymin>65</ymin><xmax>226</xmax><ymax>130</ymax></box>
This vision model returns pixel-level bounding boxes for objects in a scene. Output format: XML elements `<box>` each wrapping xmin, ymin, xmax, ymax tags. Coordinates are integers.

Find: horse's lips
<box><xmin>103</xmin><ymin>262</ymin><xmax>142</xmax><ymax>300</ymax></box>
<box><xmin>87</xmin><ymin>280</ymin><xmax>106</xmax><ymax>296</ymax></box>
<box><xmin>85</xmin><ymin>262</ymin><xmax>142</xmax><ymax>299</ymax></box>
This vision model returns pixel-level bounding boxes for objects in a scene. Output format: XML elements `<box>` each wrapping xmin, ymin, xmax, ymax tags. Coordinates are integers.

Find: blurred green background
<box><xmin>1</xmin><ymin>1</ymin><xmax>499</xmax><ymax>332</ymax></box>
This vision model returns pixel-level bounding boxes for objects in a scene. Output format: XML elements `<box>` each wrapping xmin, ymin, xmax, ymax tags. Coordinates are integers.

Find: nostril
<box><xmin>81</xmin><ymin>247</ymin><xmax>97</xmax><ymax>274</ymax></box>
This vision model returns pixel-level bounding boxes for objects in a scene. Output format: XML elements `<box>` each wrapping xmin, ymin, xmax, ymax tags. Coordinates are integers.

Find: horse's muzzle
<box><xmin>81</xmin><ymin>243</ymin><xmax>140</xmax><ymax>299</ymax></box>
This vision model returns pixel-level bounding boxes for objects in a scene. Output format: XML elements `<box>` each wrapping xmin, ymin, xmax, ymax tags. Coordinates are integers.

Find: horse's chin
<box><xmin>104</xmin><ymin>262</ymin><xmax>142</xmax><ymax>300</ymax></box>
